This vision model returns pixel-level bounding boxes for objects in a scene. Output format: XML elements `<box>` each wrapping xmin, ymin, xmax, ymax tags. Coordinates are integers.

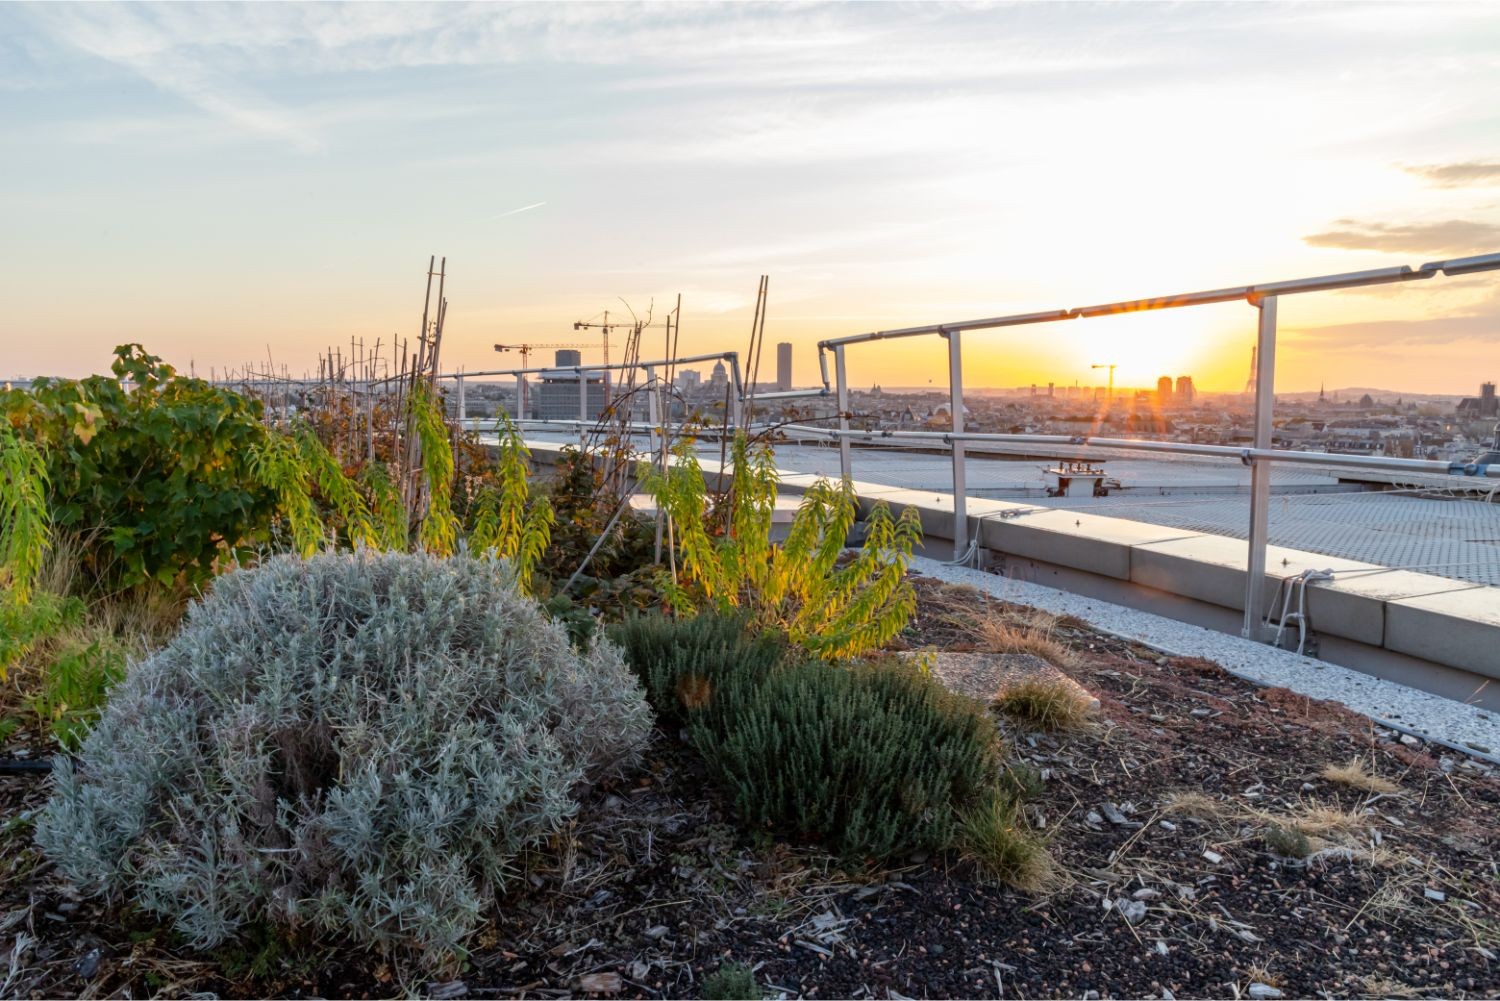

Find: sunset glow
<box><xmin>3</xmin><ymin>2</ymin><xmax>1498</xmax><ymax>393</ymax></box>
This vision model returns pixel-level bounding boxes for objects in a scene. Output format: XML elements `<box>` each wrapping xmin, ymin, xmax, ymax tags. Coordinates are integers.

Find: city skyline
<box><xmin>3</xmin><ymin>3</ymin><xmax>1499</xmax><ymax>392</ymax></box>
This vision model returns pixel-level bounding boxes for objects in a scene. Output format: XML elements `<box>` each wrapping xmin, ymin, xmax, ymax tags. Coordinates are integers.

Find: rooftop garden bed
<box><xmin>1</xmin><ymin>347</ymin><xmax>1495</xmax><ymax>999</ymax></box>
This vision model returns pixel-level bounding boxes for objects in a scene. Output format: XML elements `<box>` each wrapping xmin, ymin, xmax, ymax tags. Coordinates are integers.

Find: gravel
<box><xmin>911</xmin><ymin>555</ymin><xmax>1500</xmax><ymax>763</ymax></box>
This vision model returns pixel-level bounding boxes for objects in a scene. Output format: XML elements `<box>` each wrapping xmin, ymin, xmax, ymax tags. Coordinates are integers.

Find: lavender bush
<box><xmin>37</xmin><ymin>550</ymin><xmax>651</xmax><ymax>967</ymax></box>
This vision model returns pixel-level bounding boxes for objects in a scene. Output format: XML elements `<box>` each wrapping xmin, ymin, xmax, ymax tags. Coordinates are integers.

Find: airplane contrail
<box><xmin>484</xmin><ymin>201</ymin><xmax>547</xmax><ymax>221</ymax></box>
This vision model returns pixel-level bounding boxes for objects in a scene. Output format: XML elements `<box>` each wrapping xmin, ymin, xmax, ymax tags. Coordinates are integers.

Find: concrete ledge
<box><xmin>1130</xmin><ymin>534</ymin><xmax>1279</xmax><ymax>612</ymax></box>
<box><xmin>987</xmin><ymin>510</ymin><xmax>1194</xmax><ymax>580</ymax></box>
<box><xmin>1306</xmin><ymin>569</ymin><xmax>1480</xmax><ymax>648</ymax></box>
<box><xmin>1387</xmin><ymin>588</ymin><xmax>1500</xmax><ymax>684</ymax></box>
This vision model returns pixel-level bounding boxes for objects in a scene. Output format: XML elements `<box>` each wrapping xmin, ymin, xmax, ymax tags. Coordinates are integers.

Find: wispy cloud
<box><xmin>1302</xmin><ymin>219</ymin><xmax>1500</xmax><ymax>255</ymax></box>
<box><xmin>22</xmin><ymin>3</ymin><xmax>323</xmax><ymax>151</ymax></box>
<box><xmin>1289</xmin><ymin>283</ymin><xmax>1500</xmax><ymax>349</ymax></box>
<box><xmin>1402</xmin><ymin>160</ymin><xmax>1500</xmax><ymax>188</ymax></box>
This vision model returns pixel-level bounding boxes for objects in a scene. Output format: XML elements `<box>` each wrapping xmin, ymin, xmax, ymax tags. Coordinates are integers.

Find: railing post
<box><xmin>515</xmin><ymin>374</ymin><xmax>525</xmax><ymax>420</ymax></box>
<box><xmin>645</xmin><ymin>365</ymin><xmax>661</xmax><ymax>459</ymax></box>
<box><xmin>456</xmin><ymin>372</ymin><xmax>466</xmax><ymax>427</ymax></box>
<box><xmin>947</xmin><ymin>329</ymin><xmax>968</xmax><ymax>562</ymax></box>
<box><xmin>834</xmin><ymin>344</ymin><xmax>852</xmax><ymax>481</ymax></box>
<box><xmin>1243</xmin><ymin>295</ymin><xmax>1278</xmax><ymax>639</ymax></box>
<box><xmin>578</xmin><ymin>369</ymin><xmax>589</xmax><ymax>446</ymax></box>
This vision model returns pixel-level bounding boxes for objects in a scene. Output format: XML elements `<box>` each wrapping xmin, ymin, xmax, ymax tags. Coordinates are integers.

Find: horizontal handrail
<box><xmin>774</xmin><ymin>424</ymin><xmax>1500</xmax><ymax>479</ymax></box>
<box><xmin>815</xmin><ymin>253</ymin><xmax>1500</xmax><ymax>355</ymax></box>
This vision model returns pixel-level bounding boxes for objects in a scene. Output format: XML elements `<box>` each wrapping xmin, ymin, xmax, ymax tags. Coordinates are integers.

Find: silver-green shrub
<box><xmin>36</xmin><ymin>551</ymin><xmax>652</xmax><ymax>967</ymax></box>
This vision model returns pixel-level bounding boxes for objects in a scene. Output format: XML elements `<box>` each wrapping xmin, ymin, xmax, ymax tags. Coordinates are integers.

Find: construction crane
<box><xmin>493</xmin><ymin>341</ymin><xmax>595</xmax><ymax>368</ymax></box>
<box><xmin>1091</xmin><ymin>363</ymin><xmax>1116</xmax><ymax>404</ymax></box>
<box><xmin>572</xmin><ymin>312</ymin><xmax>623</xmax><ymax>371</ymax></box>
<box><xmin>494</xmin><ymin>341</ymin><xmax>597</xmax><ymax>418</ymax></box>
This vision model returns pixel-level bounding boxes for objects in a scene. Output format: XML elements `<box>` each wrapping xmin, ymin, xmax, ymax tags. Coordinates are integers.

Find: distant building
<box><xmin>675</xmin><ymin>369</ymin><xmax>702</xmax><ymax>391</ymax></box>
<box><xmin>1157</xmin><ymin>376</ymin><xmax>1174</xmax><ymax>406</ymax></box>
<box><xmin>1457</xmin><ymin>381</ymin><xmax>1498</xmax><ymax>417</ymax></box>
<box><xmin>533</xmin><ymin>349</ymin><xmax>606</xmax><ymax>420</ymax></box>
<box><xmin>775</xmin><ymin>342</ymin><xmax>793</xmax><ymax>392</ymax></box>
<box><xmin>1175</xmin><ymin>376</ymin><xmax>1195</xmax><ymax>404</ymax></box>
<box><xmin>709</xmin><ymin>360</ymin><xmax>729</xmax><ymax>393</ymax></box>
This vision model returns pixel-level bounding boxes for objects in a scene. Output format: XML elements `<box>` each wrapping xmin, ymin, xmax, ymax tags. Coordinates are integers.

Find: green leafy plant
<box><xmin>0</xmin><ymin>424</ymin><xmax>51</xmax><ymax>602</ymax></box>
<box><xmin>411</xmin><ymin>382</ymin><xmax>461</xmax><ymax>556</ymax></box>
<box><xmin>247</xmin><ymin>429</ymin><xmax>326</xmax><ymax>558</ymax></box>
<box><xmin>0</xmin><ymin>590</ymin><xmax>81</xmax><ymax>684</ymax></box>
<box><xmin>294</xmin><ymin>428</ymin><xmax>377</xmax><ymax>549</ymax></box>
<box><xmin>2</xmin><ymin>345</ymin><xmax>279</xmax><ymax>590</ymax></box>
<box><xmin>701</xmin><ymin>961</ymin><xmax>760</xmax><ymax>1000</ymax></box>
<box><xmin>360</xmin><ymin>462</ymin><xmax>410</xmax><ymax>551</ymax></box>
<box><xmin>467</xmin><ymin>415</ymin><xmax>554</xmax><ymax>594</ymax></box>
<box><xmin>642</xmin><ymin>434</ymin><xmax>921</xmax><ymax>659</ymax></box>
<box><xmin>30</xmin><ymin>637</ymin><xmax>126</xmax><ymax>752</ymax></box>
<box><xmin>247</xmin><ymin>426</ymin><xmax>379</xmax><ymax>556</ymax></box>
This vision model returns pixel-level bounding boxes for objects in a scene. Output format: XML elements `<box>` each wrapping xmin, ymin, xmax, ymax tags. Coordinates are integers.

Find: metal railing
<box><xmin>435</xmin><ymin>350</ymin><xmax>747</xmax><ymax>431</ymax></box>
<box><xmin>806</xmin><ymin>252</ymin><xmax>1500</xmax><ymax>640</ymax></box>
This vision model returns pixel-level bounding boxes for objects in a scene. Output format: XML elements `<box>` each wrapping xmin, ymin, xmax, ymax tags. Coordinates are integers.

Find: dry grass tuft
<box><xmin>1355</xmin><ymin>975</ymin><xmax>1424</xmax><ymax>998</ymax></box>
<box><xmin>933</xmin><ymin>595</ymin><xmax>1081</xmax><ymax>670</ymax></box>
<box><xmin>1162</xmin><ymin>791</ymin><xmax>1238</xmax><ymax>820</ymax></box>
<box><xmin>1283</xmin><ymin>801</ymin><xmax>1370</xmax><ymax>838</ymax></box>
<box><xmin>993</xmin><ymin>677</ymin><xmax>1095</xmax><ymax>732</ymax></box>
<box><xmin>1321</xmin><ymin>757</ymin><xmax>1399</xmax><ymax>795</ymax></box>
<box><xmin>960</xmin><ymin>792</ymin><xmax>1056</xmax><ymax>893</ymax></box>
<box><xmin>974</xmin><ymin>614</ymin><xmax>1080</xmax><ymax>670</ymax></box>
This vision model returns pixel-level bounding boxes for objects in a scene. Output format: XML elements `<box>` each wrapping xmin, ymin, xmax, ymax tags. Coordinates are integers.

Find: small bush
<box><xmin>37</xmin><ymin>551</ymin><xmax>652</xmax><ymax>968</ymax></box>
<box><xmin>643</xmin><ymin>434</ymin><xmax>922</xmax><ymax>660</ymax></box>
<box><xmin>960</xmin><ymin>791</ymin><xmax>1055</xmax><ymax>892</ymax></box>
<box><xmin>616</xmin><ymin>614</ymin><xmax>999</xmax><ymax>860</ymax></box>
<box><xmin>3</xmin><ymin>345</ymin><xmax>281</xmax><ymax>590</ymax></box>
<box><xmin>1264</xmin><ymin>826</ymin><xmax>1313</xmax><ymax>859</ymax></box>
<box><xmin>993</xmin><ymin>677</ymin><xmax>1095</xmax><ymax>732</ymax></box>
<box><xmin>30</xmin><ymin>635</ymin><xmax>126</xmax><ymax>751</ymax></box>
<box><xmin>610</xmin><ymin>612</ymin><xmax>785</xmax><ymax>728</ymax></box>
<box><xmin>701</xmin><ymin>961</ymin><xmax>759</xmax><ymax>1000</ymax></box>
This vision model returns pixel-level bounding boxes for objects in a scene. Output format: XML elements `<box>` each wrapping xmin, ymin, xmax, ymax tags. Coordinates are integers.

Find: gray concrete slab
<box><xmin>982</xmin><ymin>509</ymin><xmax>1198</xmax><ymax>580</ymax></box>
<box><xmin>1386</xmin><ymin>588</ymin><xmax>1500</xmax><ymax>683</ymax></box>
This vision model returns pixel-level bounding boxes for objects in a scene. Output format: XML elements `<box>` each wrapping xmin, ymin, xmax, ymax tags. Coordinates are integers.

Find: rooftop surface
<box><xmin>771</xmin><ymin>444</ymin><xmax>1500</xmax><ymax>588</ymax></box>
<box><xmin>519</xmin><ymin>432</ymin><xmax>1500</xmax><ymax>589</ymax></box>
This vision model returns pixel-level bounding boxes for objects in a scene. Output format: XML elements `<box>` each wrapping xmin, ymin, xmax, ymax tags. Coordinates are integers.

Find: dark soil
<box><xmin>2</xmin><ymin>574</ymin><xmax>1497</xmax><ymax>999</ymax></box>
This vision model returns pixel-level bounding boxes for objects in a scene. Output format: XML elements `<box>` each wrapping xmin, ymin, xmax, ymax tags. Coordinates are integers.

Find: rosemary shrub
<box><xmin>614</xmin><ymin>613</ymin><xmax>999</xmax><ymax>860</ymax></box>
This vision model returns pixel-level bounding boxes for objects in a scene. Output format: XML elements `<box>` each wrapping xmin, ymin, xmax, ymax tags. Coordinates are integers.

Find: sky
<box><xmin>2</xmin><ymin>1</ymin><xmax>1499</xmax><ymax>394</ymax></box>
